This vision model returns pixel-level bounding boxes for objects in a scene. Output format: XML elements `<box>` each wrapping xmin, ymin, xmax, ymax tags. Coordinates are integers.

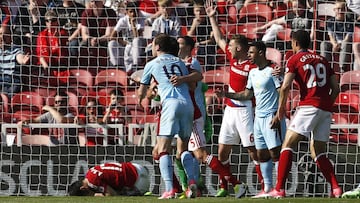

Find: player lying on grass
<box><xmin>68</xmin><ymin>162</ymin><xmax>150</xmax><ymax>196</ymax></box>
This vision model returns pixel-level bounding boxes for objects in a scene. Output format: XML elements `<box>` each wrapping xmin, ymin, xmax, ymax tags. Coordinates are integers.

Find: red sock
<box><xmin>207</xmin><ymin>155</ymin><xmax>238</xmax><ymax>187</ymax></box>
<box><xmin>255</xmin><ymin>162</ymin><xmax>264</xmax><ymax>190</ymax></box>
<box><xmin>315</xmin><ymin>154</ymin><xmax>340</xmax><ymax>189</ymax></box>
<box><xmin>275</xmin><ymin>148</ymin><xmax>293</xmax><ymax>191</ymax></box>
<box><xmin>172</xmin><ymin>172</ymin><xmax>182</xmax><ymax>193</ymax></box>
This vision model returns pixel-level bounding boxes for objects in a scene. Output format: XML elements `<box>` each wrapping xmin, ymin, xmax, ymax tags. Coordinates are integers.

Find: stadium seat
<box><xmin>124</xmin><ymin>91</ymin><xmax>149</xmax><ymax>113</ymax></box>
<box><xmin>339</xmin><ymin>70</ymin><xmax>360</xmax><ymax>92</ymax></box>
<box><xmin>94</xmin><ymin>69</ymin><xmax>128</xmax><ymax>92</ymax></box>
<box><xmin>228</xmin><ymin>23</ymin><xmax>265</xmax><ymax>40</ymax></box>
<box><xmin>10</xmin><ymin>92</ymin><xmax>44</xmax><ymax>122</ymax></box>
<box><xmin>277</xmin><ymin>27</ymin><xmax>292</xmax><ymax>42</ymax></box>
<box><xmin>203</xmin><ymin>69</ymin><xmax>229</xmax><ymax>86</ymax></box>
<box><xmin>330</xmin><ymin>113</ymin><xmax>358</xmax><ymax>144</ymax></box>
<box><xmin>353</xmin><ymin>26</ymin><xmax>360</xmax><ymax>43</ymax></box>
<box><xmin>32</xmin><ymin>88</ymin><xmax>57</xmax><ymax>98</ymax></box>
<box><xmin>333</xmin><ymin>92</ymin><xmax>360</xmax><ymax>124</ymax></box>
<box><xmin>285</xmin><ymin>89</ymin><xmax>300</xmax><ymax>118</ymax></box>
<box><xmin>266</xmin><ymin>47</ymin><xmax>282</xmax><ymax>66</ymax></box>
<box><xmin>68</xmin><ymin>69</ymin><xmax>94</xmax><ymax>96</ymax></box>
<box><xmin>238</xmin><ymin>3</ymin><xmax>273</xmax><ymax>23</ymax></box>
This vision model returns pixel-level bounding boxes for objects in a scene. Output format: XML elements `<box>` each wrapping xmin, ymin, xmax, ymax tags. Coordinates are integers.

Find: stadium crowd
<box><xmin>0</xmin><ymin>0</ymin><xmax>359</xmax><ymax>199</ymax></box>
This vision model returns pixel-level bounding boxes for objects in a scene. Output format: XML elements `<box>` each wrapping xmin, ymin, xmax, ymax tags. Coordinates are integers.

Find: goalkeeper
<box><xmin>68</xmin><ymin>162</ymin><xmax>150</xmax><ymax>196</ymax></box>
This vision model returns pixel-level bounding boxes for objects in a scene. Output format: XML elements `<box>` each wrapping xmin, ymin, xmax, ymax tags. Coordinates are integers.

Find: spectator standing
<box><xmin>68</xmin><ymin>162</ymin><xmax>150</xmax><ymax>196</ymax></box>
<box><xmin>216</xmin><ymin>41</ymin><xmax>286</xmax><ymax>198</ymax></box>
<box><xmin>18</xmin><ymin>91</ymin><xmax>77</xmax><ymax>145</ymax></box>
<box><xmin>0</xmin><ymin>25</ymin><xmax>30</xmax><ymax>98</ymax></box>
<box><xmin>320</xmin><ymin>0</ymin><xmax>353</xmax><ymax>72</ymax></box>
<box><xmin>205</xmin><ymin>0</ymin><xmax>262</xmax><ymax>197</ymax></box>
<box><xmin>108</xmin><ymin>1</ymin><xmax>146</xmax><ymax>74</ymax></box>
<box><xmin>269</xmin><ymin>30</ymin><xmax>342</xmax><ymax>198</ymax></box>
<box><xmin>138</xmin><ymin>34</ymin><xmax>195</xmax><ymax>199</ymax></box>
<box><xmin>54</xmin><ymin>0</ymin><xmax>85</xmax><ymax>63</ymax></box>
<box><xmin>151</xmin><ymin>0</ymin><xmax>181</xmax><ymax>38</ymax></box>
<box><xmin>80</xmin><ymin>0</ymin><xmax>117</xmax><ymax>66</ymax></box>
<box><xmin>36</xmin><ymin>10</ymin><xmax>70</xmax><ymax>83</ymax></box>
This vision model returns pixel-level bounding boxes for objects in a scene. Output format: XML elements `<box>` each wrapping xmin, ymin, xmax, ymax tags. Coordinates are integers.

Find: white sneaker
<box><xmin>234</xmin><ymin>183</ymin><xmax>247</xmax><ymax>198</ymax></box>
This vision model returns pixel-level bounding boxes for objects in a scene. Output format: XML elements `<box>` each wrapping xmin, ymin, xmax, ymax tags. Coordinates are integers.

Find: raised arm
<box><xmin>205</xmin><ymin>0</ymin><xmax>227</xmax><ymax>51</ymax></box>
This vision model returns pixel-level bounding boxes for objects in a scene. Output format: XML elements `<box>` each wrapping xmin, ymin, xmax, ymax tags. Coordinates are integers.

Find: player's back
<box><xmin>286</xmin><ymin>51</ymin><xmax>335</xmax><ymax>111</ymax></box>
<box><xmin>142</xmin><ymin>54</ymin><xmax>191</xmax><ymax>102</ymax></box>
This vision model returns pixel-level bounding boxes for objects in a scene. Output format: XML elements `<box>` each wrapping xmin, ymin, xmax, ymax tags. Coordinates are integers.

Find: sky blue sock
<box><xmin>260</xmin><ymin>159</ymin><xmax>273</xmax><ymax>192</ymax></box>
<box><xmin>159</xmin><ymin>154</ymin><xmax>173</xmax><ymax>192</ymax></box>
<box><xmin>181</xmin><ymin>151</ymin><xmax>196</xmax><ymax>185</ymax></box>
<box><xmin>193</xmin><ymin>157</ymin><xmax>200</xmax><ymax>182</ymax></box>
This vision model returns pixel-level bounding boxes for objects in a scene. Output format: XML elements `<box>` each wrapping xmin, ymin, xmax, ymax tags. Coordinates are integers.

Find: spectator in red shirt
<box><xmin>36</xmin><ymin>10</ymin><xmax>69</xmax><ymax>83</ymax></box>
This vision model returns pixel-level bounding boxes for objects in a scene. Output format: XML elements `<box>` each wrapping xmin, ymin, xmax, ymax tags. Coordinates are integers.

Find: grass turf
<box><xmin>0</xmin><ymin>196</ymin><xmax>358</xmax><ymax>203</ymax></box>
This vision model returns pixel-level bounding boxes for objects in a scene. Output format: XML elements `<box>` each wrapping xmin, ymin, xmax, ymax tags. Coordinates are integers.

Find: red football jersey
<box><xmin>225</xmin><ymin>45</ymin><xmax>257</xmax><ymax>107</ymax></box>
<box><xmin>286</xmin><ymin>50</ymin><xmax>335</xmax><ymax>112</ymax></box>
<box><xmin>85</xmin><ymin>162</ymin><xmax>138</xmax><ymax>193</ymax></box>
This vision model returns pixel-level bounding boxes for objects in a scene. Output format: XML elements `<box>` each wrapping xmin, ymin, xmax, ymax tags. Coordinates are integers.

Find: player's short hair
<box><xmin>250</xmin><ymin>41</ymin><xmax>267</xmax><ymax>54</ymax></box>
<box><xmin>68</xmin><ymin>178</ymin><xmax>92</xmax><ymax>196</ymax></box>
<box><xmin>126</xmin><ymin>1</ymin><xmax>138</xmax><ymax>10</ymax></box>
<box><xmin>231</xmin><ymin>34</ymin><xmax>249</xmax><ymax>50</ymax></box>
<box><xmin>178</xmin><ymin>35</ymin><xmax>195</xmax><ymax>50</ymax></box>
<box><xmin>291</xmin><ymin>30</ymin><xmax>310</xmax><ymax>49</ymax></box>
<box><xmin>109</xmin><ymin>88</ymin><xmax>124</xmax><ymax>97</ymax></box>
<box><xmin>158</xmin><ymin>0</ymin><xmax>173</xmax><ymax>7</ymax></box>
<box><xmin>154</xmin><ymin>34</ymin><xmax>179</xmax><ymax>56</ymax></box>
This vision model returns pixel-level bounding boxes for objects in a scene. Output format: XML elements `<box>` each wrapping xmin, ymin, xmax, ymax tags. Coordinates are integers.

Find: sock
<box><xmin>193</xmin><ymin>157</ymin><xmax>200</xmax><ymax>183</ymax></box>
<box><xmin>181</xmin><ymin>151</ymin><xmax>196</xmax><ymax>185</ymax></box>
<box><xmin>274</xmin><ymin>161</ymin><xmax>279</xmax><ymax>177</ymax></box>
<box><xmin>260</xmin><ymin>159</ymin><xmax>273</xmax><ymax>193</ymax></box>
<box><xmin>315</xmin><ymin>153</ymin><xmax>340</xmax><ymax>189</ymax></box>
<box><xmin>254</xmin><ymin>161</ymin><xmax>264</xmax><ymax>190</ymax></box>
<box><xmin>219</xmin><ymin>160</ymin><xmax>230</xmax><ymax>190</ymax></box>
<box><xmin>159</xmin><ymin>152</ymin><xmax>173</xmax><ymax>192</ymax></box>
<box><xmin>175</xmin><ymin>158</ymin><xmax>188</xmax><ymax>190</ymax></box>
<box><xmin>275</xmin><ymin>148</ymin><xmax>294</xmax><ymax>191</ymax></box>
<box><xmin>172</xmin><ymin>172</ymin><xmax>182</xmax><ymax>193</ymax></box>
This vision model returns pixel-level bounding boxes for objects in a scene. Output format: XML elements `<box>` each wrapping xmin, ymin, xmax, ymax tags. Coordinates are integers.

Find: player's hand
<box><xmin>270</xmin><ymin>116</ymin><xmax>281</xmax><ymax>129</ymax></box>
<box><xmin>205</xmin><ymin>0</ymin><xmax>217</xmax><ymax>17</ymax></box>
<box><xmin>170</xmin><ymin>75</ymin><xmax>184</xmax><ymax>86</ymax></box>
<box><xmin>272</xmin><ymin>66</ymin><xmax>284</xmax><ymax>77</ymax></box>
<box><xmin>215</xmin><ymin>88</ymin><xmax>225</xmax><ymax>98</ymax></box>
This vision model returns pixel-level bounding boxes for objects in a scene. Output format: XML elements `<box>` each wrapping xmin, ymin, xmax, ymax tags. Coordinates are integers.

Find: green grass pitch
<box><xmin>0</xmin><ymin>196</ymin><xmax>358</xmax><ymax>203</ymax></box>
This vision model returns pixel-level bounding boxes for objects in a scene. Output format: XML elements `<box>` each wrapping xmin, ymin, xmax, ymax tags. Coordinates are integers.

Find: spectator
<box><xmin>108</xmin><ymin>1</ymin><xmax>147</xmax><ymax>74</ymax></box>
<box><xmin>0</xmin><ymin>26</ymin><xmax>30</xmax><ymax>99</ymax></box>
<box><xmin>320</xmin><ymin>0</ymin><xmax>353</xmax><ymax>72</ymax></box>
<box><xmin>254</xmin><ymin>0</ymin><xmax>314</xmax><ymax>43</ymax></box>
<box><xmin>36</xmin><ymin>10</ymin><xmax>70</xmax><ymax>83</ymax></box>
<box><xmin>17</xmin><ymin>91</ymin><xmax>77</xmax><ymax>145</ymax></box>
<box><xmin>102</xmin><ymin>89</ymin><xmax>131</xmax><ymax>144</ymax></box>
<box><xmin>346</xmin><ymin>0</ymin><xmax>360</xmax><ymax>70</ymax></box>
<box><xmin>12</xmin><ymin>0</ymin><xmax>57</xmax><ymax>52</ymax></box>
<box><xmin>205</xmin><ymin>0</ymin><xmax>262</xmax><ymax>197</ymax></box>
<box><xmin>68</xmin><ymin>162</ymin><xmax>150</xmax><ymax>196</ymax></box>
<box><xmin>76</xmin><ymin>99</ymin><xmax>104</xmax><ymax>146</ymax></box>
<box><xmin>54</xmin><ymin>0</ymin><xmax>85</xmax><ymax>63</ymax></box>
<box><xmin>137</xmin><ymin>34</ymin><xmax>195</xmax><ymax>199</ymax></box>
<box><xmin>216</xmin><ymin>41</ymin><xmax>286</xmax><ymax>198</ymax></box>
<box><xmin>187</xmin><ymin>0</ymin><xmax>216</xmax><ymax>71</ymax></box>
<box><xmin>269</xmin><ymin>30</ymin><xmax>342</xmax><ymax>198</ymax></box>
<box><xmin>79</xmin><ymin>0</ymin><xmax>117</xmax><ymax>66</ymax></box>
<box><xmin>151</xmin><ymin>0</ymin><xmax>181</xmax><ymax>38</ymax></box>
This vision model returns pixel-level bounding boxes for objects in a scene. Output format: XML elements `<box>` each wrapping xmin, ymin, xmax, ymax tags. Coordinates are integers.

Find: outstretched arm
<box><xmin>205</xmin><ymin>0</ymin><xmax>227</xmax><ymax>52</ymax></box>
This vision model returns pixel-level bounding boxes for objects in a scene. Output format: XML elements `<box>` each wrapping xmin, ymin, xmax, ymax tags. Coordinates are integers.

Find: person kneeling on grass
<box><xmin>68</xmin><ymin>162</ymin><xmax>150</xmax><ymax>196</ymax></box>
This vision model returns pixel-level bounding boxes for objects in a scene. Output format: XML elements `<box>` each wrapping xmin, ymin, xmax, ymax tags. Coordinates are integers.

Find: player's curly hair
<box><xmin>68</xmin><ymin>178</ymin><xmax>92</xmax><ymax>196</ymax></box>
